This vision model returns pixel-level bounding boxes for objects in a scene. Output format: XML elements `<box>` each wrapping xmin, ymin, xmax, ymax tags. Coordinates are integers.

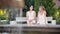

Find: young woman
<box><xmin>26</xmin><ymin>5</ymin><xmax>36</xmax><ymax>25</ymax></box>
<box><xmin>37</xmin><ymin>6</ymin><xmax>47</xmax><ymax>25</ymax></box>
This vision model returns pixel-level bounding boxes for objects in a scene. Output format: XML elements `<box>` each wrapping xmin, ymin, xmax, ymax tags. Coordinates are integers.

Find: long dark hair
<box><xmin>28</xmin><ymin>5</ymin><xmax>34</xmax><ymax>10</ymax></box>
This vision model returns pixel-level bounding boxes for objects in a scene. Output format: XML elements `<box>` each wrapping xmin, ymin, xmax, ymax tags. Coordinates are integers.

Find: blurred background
<box><xmin>0</xmin><ymin>0</ymin><xmax>60</xmax><ymax>24</ymax></box>
<box><xmin>0</xmin><ymin>0</ymin><xmax>60</xmax><ymax>34</ymax></box>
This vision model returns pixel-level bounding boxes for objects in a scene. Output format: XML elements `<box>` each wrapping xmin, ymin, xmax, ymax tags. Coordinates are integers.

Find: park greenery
<box><xmin>0</xmin><ymin>0</ymin><xmax>60</xmax><ymax>24</ymax></box>
<box><xmin>0</xmin><ymin>9</ymin><xmax>8</xmax><ymax>20</ymax></box>
<box><xmin>24</xmin><ymin>0</ymin><xmax>60</xmax><ymax>24</ymax></box>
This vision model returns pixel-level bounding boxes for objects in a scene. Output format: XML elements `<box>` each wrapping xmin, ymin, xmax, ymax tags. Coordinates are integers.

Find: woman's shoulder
<box><xmin>33</xmin><ymin>10</ymin><xmax>35</xmax><ymax>12</ymax></box>
<box><xmin>43</xmin><ymin>11</ymin><xmax>46</xmax><ymax>14</ymax></box>
<box><xmin>26</xmin><ymin>11</ymin><xmax>30</xmax><ymax>13</ymax></box>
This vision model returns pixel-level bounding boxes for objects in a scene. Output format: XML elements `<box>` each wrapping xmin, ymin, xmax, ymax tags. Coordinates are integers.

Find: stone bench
<box><xmin>16</xmin><ymin>17</ymin><xmax>53</xmax><ymax>22</ymax></box>
<box><xmin>0</xmin><ymin>20</ymin><xmax>8</xmax><ymax>24</ymax></box>
<box><xmin>0</xmin><ymin>20</ymin><xmax>7</xmax><ymax>22</ymax></box>
<box><xmin>15</xmin><ymin>17</ymin><xmax>56</xmax><ymax>25</ymax></box>
<box><xmin>0</xmin><ymin>17</ymin><xmax>56</xmax><ymax>25</ymax></box>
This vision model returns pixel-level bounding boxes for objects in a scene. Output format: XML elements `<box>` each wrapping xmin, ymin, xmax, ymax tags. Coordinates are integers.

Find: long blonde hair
<box><xmin>39</xmin><ymin>6</ymin><xmax>45</xmax><ymax>10</ymax></box>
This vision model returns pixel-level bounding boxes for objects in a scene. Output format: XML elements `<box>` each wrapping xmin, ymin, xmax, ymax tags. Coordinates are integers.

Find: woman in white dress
<box><xmin>37</xmin><ymin>6</ymin><xmax>47</xmax><ymax>25</ymax></box>
<box><xmin>26</xmin><ymin>5</ymin><xmax>36</xmax><ymax>25</ymax></box>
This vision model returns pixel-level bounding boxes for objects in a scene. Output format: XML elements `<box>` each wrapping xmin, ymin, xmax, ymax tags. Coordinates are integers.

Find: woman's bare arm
<box><xmin>44</xmin><ymin>11</ymin><xmax>47</xmax><ymax>24</ymax></box>
<box><xmin>34</xmin><ymin>11</ymin><xmax>36</xmax><ymax>20</ymax></box>
<box><xmin>37</xmin><ymin>12</ymin><xmax>39</xmax><ymax>22</ymax></box>
<box><xmin>26</xmin><ymin>12</ymin><xmax>29</xmax><ymax>23</ymax></box>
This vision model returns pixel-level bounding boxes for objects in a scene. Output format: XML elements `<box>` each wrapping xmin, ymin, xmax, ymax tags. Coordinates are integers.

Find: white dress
<box><xmin>26</xmin><ymin>11</ymin><xmax>36</xmax><ymax>24</ymax></box>
<box><xmin>37</xmin><ymin>12</ymin><xmax>47</xmax><ymax>25</ymax></box>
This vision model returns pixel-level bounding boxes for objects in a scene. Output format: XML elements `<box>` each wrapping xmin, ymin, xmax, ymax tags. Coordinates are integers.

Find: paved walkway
<box><xmin>0</xmin><ymin>24</ymin><xmax>60</xmax><ymax>34</ymax></box>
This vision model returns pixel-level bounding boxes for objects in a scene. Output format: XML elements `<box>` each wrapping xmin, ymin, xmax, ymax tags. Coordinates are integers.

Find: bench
<box><xmin>15</xmin><ymin>17</ymin><xmax>56</xmax><ymax>25</ymax></box>
<box><xmin>0</xmin><ymin>17</ymin><xmax>56</xmax><ymax>25</ymax></box>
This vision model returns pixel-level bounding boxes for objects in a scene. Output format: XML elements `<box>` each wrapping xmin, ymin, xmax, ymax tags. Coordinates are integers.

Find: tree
<box><xmin>54</xmin><ymin>7</ymin><xmax>60</xmax><ymax>24</ymax></box>
<box><xmin>34</xmin><ymin>0</ymin><xmax>39</xmax><ymax>16</ymax></box>
<box><xmin>34</xmin><ymin>0</ymin><xmax>56</xmax><ymax>16</ymax></box>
